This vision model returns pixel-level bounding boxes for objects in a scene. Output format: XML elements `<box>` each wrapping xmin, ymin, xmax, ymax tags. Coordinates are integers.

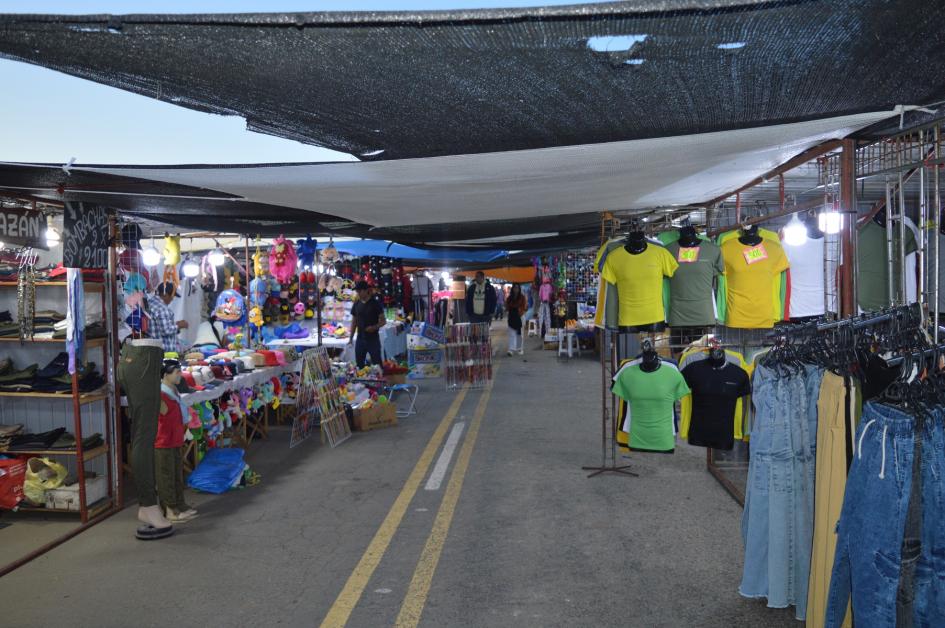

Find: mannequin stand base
<box><xmin>136</xmin><ymin>525</ymin><xmax>174</xmax><ymax>541</ymax></box>
<box><xmin>581</xmin><ymin>464</ymin><xmax>639</xmax><ymax>478</ymax></box>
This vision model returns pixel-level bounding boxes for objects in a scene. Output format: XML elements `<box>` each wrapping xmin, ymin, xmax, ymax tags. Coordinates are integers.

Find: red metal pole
<box><xmin>839</xmin><ymin>139</ymin><xmax>858</xmax><ymax>316</ymax></box>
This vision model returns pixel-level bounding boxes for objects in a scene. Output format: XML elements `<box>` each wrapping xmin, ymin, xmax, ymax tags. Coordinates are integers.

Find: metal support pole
<box><xmin>918</xmin><ymin>130</ymin><xmax>927</xmax><ymax>316</ymax></box>
<box><xmin>886</xmin><ymin>177</ymin><xmax>895</xmax><ymax>306</ymax></box>
<box><xmin>839</xmin><ymin>139</ymin><xmax>858</xmax><ymax>317</ymax></box>
<box><xmin>244</xmin><ymin>236</ymin><xmax>251</xmax><ymax>347</ymax></box>
<box><xmin>936</xmin><ymin>126</ymin><xmax>942</xmax><ymax>343</ymax></box>
<box><xmin>898</xmin><ymin>143</ymin><xmax>908</xmax><ymax>305</ymax></box>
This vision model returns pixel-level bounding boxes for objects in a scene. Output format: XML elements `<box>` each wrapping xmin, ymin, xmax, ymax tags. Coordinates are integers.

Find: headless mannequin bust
<box><xmin>738</xmin><ymin>225</ymin><xmax>763</xmax><ymax>246</ymax></box>
<box><xmin>624</xmin><ymin>230</ymin><xmax>648</xmax><ymax>255</ymax></box>
<box><xmin>640</xmin><ymin>341</ymin><xmax>661</xmax><ymax>373</ymax></box>
<box><xmin>678</xmin><ymin>225</ymin><xmax>701</xmax><ymax>248</ymax></box>
<box><xmin>708</xmin><ymin>346</ymin><xmax>726</xmax><ymax>368</ymax></box>
<box><xmin>873</xmin><ymin>209</ymin><xmax>887</xmax><ymax>228</ymax></box>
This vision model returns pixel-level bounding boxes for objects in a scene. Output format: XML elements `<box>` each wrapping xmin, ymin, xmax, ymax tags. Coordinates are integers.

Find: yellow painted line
<box><xmin>319</xmin><ymin>385</ymin><xmax>470</xmax><ymax>628</ymax></box>
<box><xmin>395</xmin><ymin>365</ymin><xmax>500</xmax><ymax>628</ymax></box>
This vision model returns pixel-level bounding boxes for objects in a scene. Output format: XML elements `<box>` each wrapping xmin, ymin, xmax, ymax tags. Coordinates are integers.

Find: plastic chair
<box><xmin>557</xmin><ymin>332</ymin><xmax>581</xmax><ymax>359</ymax></box>
<box><xmin>526</xmin><ymin>320</ymin><xmax>539</xmax><ymax>337</ymax></box>
<box><xmin>387</xmin><ymin>383</ymin><xmax>419</xmax><ymax>418</ymax></box>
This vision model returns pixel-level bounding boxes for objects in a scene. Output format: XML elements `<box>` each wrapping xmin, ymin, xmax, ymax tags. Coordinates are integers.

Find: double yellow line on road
<box><xmin>319</xmin><ymin>386</ymin><xmax>469</xmax><ymax>628</ymax></box>
<box><xmin>320</xmin><ymin>366</ymin><xmax>499</xmax><ymax>628</ymax></box>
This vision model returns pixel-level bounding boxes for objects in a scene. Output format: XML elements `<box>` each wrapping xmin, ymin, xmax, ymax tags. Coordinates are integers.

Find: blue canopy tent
<box><xmin>330</xmin><ymin>240</ymin><xmax>510</xmax><ymax>265</ymax></box>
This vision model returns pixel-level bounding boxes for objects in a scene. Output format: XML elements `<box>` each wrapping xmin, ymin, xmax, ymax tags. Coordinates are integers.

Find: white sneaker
<box><xmin>138</xmin><ymin>505</ymin><xmax>172</xmax><ymax>529</ymax></box>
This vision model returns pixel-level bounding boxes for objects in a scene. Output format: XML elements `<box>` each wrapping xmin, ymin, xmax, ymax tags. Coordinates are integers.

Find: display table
<box><xmin>179</xmin><ymin>362</ymin><xmax>300</xmax><ymax>407</ymax></box>
<box><xmin>266</xmin><ymin>322</ymin><xmax>407</xmax><ymax>360</ymax></box>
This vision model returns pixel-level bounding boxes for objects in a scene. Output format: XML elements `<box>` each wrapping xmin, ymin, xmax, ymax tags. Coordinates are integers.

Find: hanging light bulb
<box><xmin>182</xmin><ymin>255</ymin><xmax>200</xmax><ymax>278</ymax></box>
<box><xmin>783</xmin><ymin>213</ymin><xmax>808</xmax><ymax>247</ymax></box>
<box><xmin>208</xmin><ymin>247</ymin><xmax>226</xmax><ymax>267</ymax></box>
<box><xmin>818</xmin><ymin>210</ymin><xmax>843</xmax><ymax>235</ymax></box>
<box><xmin>142</xmin><ymin>234</ymin><xmax>162</xmax><ymax>267</ymax></box>
<box><xmin>44</xmin><ymin>215</ymin><xmax>60</xmax><ymax>247</ymax></box>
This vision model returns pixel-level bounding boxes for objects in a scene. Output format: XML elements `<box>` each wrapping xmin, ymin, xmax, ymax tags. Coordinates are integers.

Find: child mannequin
<box><xmin>155</xmin><ymin>359</ymin><xmax>198</xmax><ymax>523</ymax></box>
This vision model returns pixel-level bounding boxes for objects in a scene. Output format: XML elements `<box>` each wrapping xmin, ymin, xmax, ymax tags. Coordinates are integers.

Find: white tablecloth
<box><xmin>179</xmin><ymin>362</ymin><xmax>300</xmax><ymax>407</ymax></box>
<box><xmin>266</xmin><ymin>323</ymin><xmax>407</xmax><ymax>359</ymax></box>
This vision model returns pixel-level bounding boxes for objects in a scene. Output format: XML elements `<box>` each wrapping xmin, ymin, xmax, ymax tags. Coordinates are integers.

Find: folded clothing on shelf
<box><xmin>3</xmin><ymin>427</ymin><xmax>66</xmax><ymax>452</ymax></box>
<box><xmin>48</xmin><ymin>432</ymin><xmax>104</xmax><ymax>451</ymax></box>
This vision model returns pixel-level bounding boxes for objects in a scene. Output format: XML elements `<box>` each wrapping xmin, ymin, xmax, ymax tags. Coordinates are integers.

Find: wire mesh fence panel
<box><xmin>292</xmin><ymin>347</ymin><xmax>350</xmax><ymax>448</ymax></box>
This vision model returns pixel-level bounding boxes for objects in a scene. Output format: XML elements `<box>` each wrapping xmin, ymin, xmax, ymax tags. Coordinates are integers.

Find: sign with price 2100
<box><xmin>63</xmin><ymin>202</ymin><xmax>109</xmax><ymax>269</ymax></box>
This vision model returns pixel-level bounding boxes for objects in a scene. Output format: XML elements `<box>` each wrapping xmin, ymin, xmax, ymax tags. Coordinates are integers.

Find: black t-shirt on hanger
<box><xmin>681</xmin><ymin>359</ymin><xmax>751</xmax><ymax>450</ymax></box>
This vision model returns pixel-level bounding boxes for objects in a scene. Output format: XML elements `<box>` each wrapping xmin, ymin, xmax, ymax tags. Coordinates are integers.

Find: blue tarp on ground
<box><xmin>332</xmin><ymin>240</ymin><xmax>509</xmax><ymax>264</ymax></box>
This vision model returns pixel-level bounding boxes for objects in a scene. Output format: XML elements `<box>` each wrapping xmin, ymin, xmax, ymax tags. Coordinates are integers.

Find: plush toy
<box><xmin>253</xmin><ymin>248</ymin><xmax>270</xmax><ymax>277</ymax></box>
<box><xmin>249</xmin><ymin>306</ymin><xmax>263</xmax><ymax>327</ymax></box>
<box><xmin>270</xmin><ymin>235</ymin><xmax>298</xmax><ymax>283</ymax></box>
<box><xmin>163</xmin><ymin>234</ymin><xmax>181</xmax><ymax>266</ymax></box>
<box><xmin>249</xmin><ymin>276</ymin><xmax>268</xmax><ymax>307</ymax></box>
<box><xmin>296</xmin><ymin>236</ymin><xmax>318</xmax><ymax>270</ymax></box>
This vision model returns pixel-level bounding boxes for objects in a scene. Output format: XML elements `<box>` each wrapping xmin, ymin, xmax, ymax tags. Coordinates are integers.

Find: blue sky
<box><xmin>0</xmin><ymin>0</ymin><xmax>595</xmax><ymax>165</ymax></box>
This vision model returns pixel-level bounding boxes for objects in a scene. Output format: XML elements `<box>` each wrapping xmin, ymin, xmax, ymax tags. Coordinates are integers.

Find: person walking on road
<box><xmin>506</xmin><ymin>284</ymin><xmax>527</xmax><ymax>355</ymax></box>
<box><xmin>465</xmin><ymin>271</ymin><xmax>497</xmax><ymax>325</ymax></box>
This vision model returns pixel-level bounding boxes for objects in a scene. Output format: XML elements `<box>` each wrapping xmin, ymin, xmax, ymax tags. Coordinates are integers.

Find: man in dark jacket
<box><xmin>465</xmin><ymin>271</ymin><xmax>497</xmax><ymax>325</ymax></box>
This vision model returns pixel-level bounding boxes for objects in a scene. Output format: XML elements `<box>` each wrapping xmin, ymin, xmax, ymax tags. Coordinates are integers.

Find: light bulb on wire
<box><xmin>783</xmin><ymin>214</ymin><xmax>808</xmax><ymax>247</ymax></box>
<box><xmin>182</xmin><ymin>256</ymin><xmax>200</xmax><ymax>278</ymax></box>
<box><xmin>818</xmin><ymin>210</ymin><xmax>843</xmax><ymax>235</ymax></box>
<box><xmin>208</xmin><ymin>247</ymin><xmax>226</xmax><ymax>267</ymax></box>
<box><xmin>142</xmin><ymin>235</ymin><xmax>162</xmax><ymax>267</ymax></box>
<box><xmin>44</xmin><ymin>215</ymin><xmax>60</xmax><ymax>247</ymax></box>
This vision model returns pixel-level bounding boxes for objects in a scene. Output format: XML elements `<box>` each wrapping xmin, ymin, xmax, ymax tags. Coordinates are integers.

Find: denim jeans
<box><xmin>355</xmin><ymin>333</ymin><xmax>382</xmax><ymax>368</ymax></box>
<box><xmin>741</xmin><ymin>364</ymin><xmax>820</xmax><ymax>620</ymax></box>
<box><xmin>826</xmin><ymin>402</ymin><xmax>916</xmax><ymax>627</ymax></box>
<box><xmin>914</xmin><ymin>408</ymin><xmax>945</xmax><ymax>627</ymax></box>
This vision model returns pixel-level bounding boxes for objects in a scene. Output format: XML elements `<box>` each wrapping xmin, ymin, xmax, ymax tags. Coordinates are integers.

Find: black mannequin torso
<box><xmin>625</xmin><ymin>231</ymin><xmax>648</xmax><ymax>255</ymax></box>
<box><xmin>640</xmin><ymin>345</ymin><xmax>661</xmax><ymax>372</ymax></box>
<box><xmin>873</xmin><ymin>209</ymin><xmax>887</xmax><ymax>228</ymax></box>
<box><xmin>708</xmin><ymin>346</ymin><xmax>726</xmax><ymax>368</ymax></box>
<box><xmin>678</xmin><ymin>226</ymin><xmax>701</xmax><ymax>248</ymax></box>
<box><xmin>738</xmin><ymin>225</ymin><xmax>763</xmax><ymax>246</ymax></box>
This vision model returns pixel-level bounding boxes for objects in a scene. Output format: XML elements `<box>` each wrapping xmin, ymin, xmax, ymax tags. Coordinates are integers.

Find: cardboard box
<box><xmin>408</xmin><ymin>363</ymin><xmax>442</xmax><ymax>379</ymax></box>
<box><xmin>353</xmin><ymin>403</ymin><xmax>398</xmax><ymax>431</ymax></box>
<box><xmin>386</xmin><ymin>373</ymin><xmax>407</xmax><ymax>385</ymax></box>
<box><xmin>409</xmin><ymin>322</ymin><xmax>446</xmax><ymax>345</ymax></box>
<box><xmin>408</xmin><ymin>348</ymin><xmax>443</xmax><ymax>365</ymax></box>
<box><xmin>45</xmin><ymin>475</ymin><xmax>108</xmax><ymax>511</ymax></box>
<box><xmin>408</xmin><ymin>335</ymin><xmax>441</xmax><ymax>350</ymax></box>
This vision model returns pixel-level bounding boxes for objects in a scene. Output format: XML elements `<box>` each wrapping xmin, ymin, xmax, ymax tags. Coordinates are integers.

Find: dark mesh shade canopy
<box><xmin>2</xmin><ymin>1</ymin><xmax>944</xmax><ymax>160</ymax></box>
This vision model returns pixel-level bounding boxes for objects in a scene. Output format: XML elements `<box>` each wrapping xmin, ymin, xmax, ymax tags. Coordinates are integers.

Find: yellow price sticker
<box><xmin>677</xmin><ymin>246</ymin><xmax>700</xmax><ymax>263</ymax></box>
<box><xmin>742</xmin><ymin>244</ymin><xmax>769</xmax><ymax>265</ymax></box>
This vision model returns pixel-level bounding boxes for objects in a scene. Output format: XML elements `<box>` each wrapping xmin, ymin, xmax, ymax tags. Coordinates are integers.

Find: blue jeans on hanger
<box><xmin>826</xmin><ymin>402</ymin><xmax>916</xmax><ymax>627</ymax></box>
<box><xmin>741</xmin><ymin>364</ymin><xmax>820</xmax><ymax>620</ymax></box>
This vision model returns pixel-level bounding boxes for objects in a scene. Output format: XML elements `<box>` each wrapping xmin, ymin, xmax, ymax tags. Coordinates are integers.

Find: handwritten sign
<box><xmin>677</xmin><ymin>246</ymin><xmax>700</xmax><ymax>263</ymax></box>
<box><xmin>0</xmin><ymin>208</ymin><xmax>47</xmax><ymax>250</ymax></box>
<box><xmin>742</xmin><ymin>243</ymin><xmax>769</xmax><ymax>265</ymax></box>
<box><xmin>63</xmin><ymin>202</ymin><xmax>109</xmax><ymax>269</ymax></box>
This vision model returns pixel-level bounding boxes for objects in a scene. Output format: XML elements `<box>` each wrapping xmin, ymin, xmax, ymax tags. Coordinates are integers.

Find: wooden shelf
<box><xmin>2</xmin><ymin>444</ymin><xmax>108</xmax><ymax>460</ymax></box>
<box><xmin>0</xmin><ymin>336</ymin><xmax>106</xmax><ymax>347</ymax></box>
<box><xmin>17</xmin><ymin>497</ymin><xmax>112</xmax><ymax>517</ymax></box>
<box><xmin>0</xmin><ymin>281</ymin><xmax>104</xmax><ymax>292</ymax></box>
<box><xmin>0</xmin><ymin>389</ymin><xmax>107</xmax><ymax>403</ymax></box>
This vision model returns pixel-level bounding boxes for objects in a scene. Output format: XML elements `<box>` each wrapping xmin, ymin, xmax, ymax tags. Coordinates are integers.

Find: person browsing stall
<box><xmin>349</xmin><ymin>281</ymin><xmax>387</xmax><ymax>368</ymax></box>
<box><xmin>146</xmin><ymin>281</ymin><xmax>188</xmax><ymax>354</ymax></box>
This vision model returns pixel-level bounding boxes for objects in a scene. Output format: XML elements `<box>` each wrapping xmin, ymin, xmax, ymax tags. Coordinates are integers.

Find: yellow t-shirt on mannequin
<box><xmin>600</xmin><ymin>245</ymin><xmax>678</xmax><ymax>327</ymax></box>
